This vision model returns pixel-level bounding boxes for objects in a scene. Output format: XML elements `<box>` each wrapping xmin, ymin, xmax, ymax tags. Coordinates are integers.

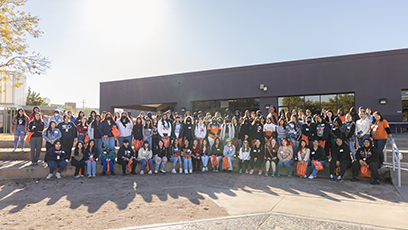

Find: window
<box><xmin>192</xmin><ymin>98</ymin><xmax>260</xmax><ymax>116</ymax></box>
<box><xmin>402</xmin><ymin>90</ymin><xmax>408</xmax><ymax>122</ymax></box>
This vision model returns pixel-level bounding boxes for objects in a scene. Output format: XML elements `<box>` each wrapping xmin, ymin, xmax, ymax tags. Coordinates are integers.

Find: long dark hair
<box><xmin>31</xmin><ymin>112</ymin><xmax>44</xmax><ymax>124</ymax></box>
<box><xmin>120</xmin><ymin>114</ymin><xmax>131</xmax><ymax>127</ymax></box>
<box><xmin>86</xmin><ymin>139</ymin><xmax>97</xmax><ymax>154</ymax></box>
<box><xmin>46</xmin><ymin>121</ymin><xmax>57</xmax><ymax>135</ymax></box>
<box><xmin>372</xmin><ymin>111</ymin><xmax>384</xmax><ymax>123</ymax></box>
<box><xmin>16</xmin><ymin>108</ymin><xmax>27</xmax><ymax>118</ymax></box>
<box><xmin>144</xmin><ymin>119</ymin><xmax>152</xmax><ymax>129</ymax></box>
<box><xmin>296</xmin><ymin>140</ymin><xmax>307</xmax><ymax>154</ymax></box>
<box><xmin>74</xmin><ymin>141</ymin><xmax>85</xmax><ymax>156</ymax></box>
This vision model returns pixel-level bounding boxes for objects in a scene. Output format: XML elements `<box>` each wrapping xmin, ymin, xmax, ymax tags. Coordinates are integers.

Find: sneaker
<box><xmin>249</xmin><ymin>169</ymin><xmax>254</xmax><ymax>175</ymax></box>
<box><xmin>172</xmin><ymin>169</ymin><xmax>177</xmax><ymax>174</ymax></box>
<box><xmin>245</xmin><ymin>169</ymin><xmax>249</xmax><ymax>174</ymax></box>
<box><xmin>75</xmin><ymin>175</ymin><xmax>80</xmax><ymax>178</ymax></box>
<box><xmin>308</xmin><ymin>175</ymin><xmax>315</xmax><ymax>179</ymax></box>
<box><xmin>213</xmin><ymin>168</ymin><xmax>216</xmax><ymax>172</ymax></box>
<box><xmin>329</xmin><ymin>174</ymin><xmax>334</xmax><ymax>181</ymax></box>
<box><xmin>184</xmin><ymin>169</ymin><xmax>188</xmax><ymax>174</ymax></box>
<box><xmin>215</xmin><ymin>169</ymin><xmax>219</xmax><ymax>172</ymax></box>
<box><xmin>154</xmin><ymin>170</ymin><xmax>158</xmax><ymax>174</ymax></box>
<box><xmin>239</xmin><ymin>169</ymin><xmax>243</xmax><ymax>174</ymax></box>
<box><xmin>336</xmin><ymin>176</ymin><xmax>343</xmax><ymax>182</ymax></box>
<box><xmin>140</xmin><ymin>170</ymin><xmax>144</xmax><ymax>175</ymax></box>
<box><xmin>205</xmin><ymin>167</ymin><xmax>209</xmax><ymax>172</ymax></box>
<box><xmin>271</xmin><ymin>172</ymin><xmax>275</xmax><ymax>177</ymax></box>
<box><xmin>101</xmin><ymin>172</ymin><xmax>106</xmax><ymax>176</ymax></box>
<box><xmin>303</xmin><ymin>175</ymin><xmax>307</xmax><ymax>179</ymax></box>
<box><xmin>160</xmin><ymin>169</ymin><xmax>166</xmax><ymax>173</ymax></box>
<box><xmin>80</xmin><ymin>175</ymin><xmax>84</xmax><ymax>177</ymax></box>
<box><xmin>202</xmin><ymin>168</ymin><xmax>206</xmax><ymax>172</ymax></box>
<box><xmin>56</xmin><ymin>172</ymin><xmax>61</xmax><ymax>179</ymax></box>
<box><xmin>370</xmin><ymin>180</ymin><xmax>380</xmax><ymax>185</ymax></box>
<box><xmin>21</xmin><ymin>149</ymin><xmax>25</xmax><ymax>152</ymax></box>
<box><xmin>88</xmin><ymin>174</ymin><xmax>92</xmax><ymax>178</ymax></box>
<box><xmin>43</xmin><ymin>162</ymin><xmax>48</xmax><ymax>168</ymax></box>
<box><xmin>189</xmin><ymin>169</ymin><xmax>193</xmax><ymax>174</ymax></box>
<box><xmin>351</xmin><ymin>177</ymin><xmax>359</xmax><ymax>182</ymax></box>
<box><xmin>258</xmin><ymin>170</ymin><xmax>262</xmax><ymax>175</ymax></box>
<box><xmin>179</xmin><ymin>168</ymin><xmax>183</xmax><ymax>173</ymax></box>
<box><xmin>287</xmin><ymin>174</ymin><xmax>292</xmax><ymax>177</ymax></box>
<box><xmin>46</xmin><ymin>173</ymin><xmax>53</xmax><ymax>179</ymax></box>
<box><xmin>92</xmin><ymin>174</ymin><xmax>96</xmax><ymax>177</ymax></box>
<box><xmin>122</xmin><ymin>172</ymin><xmax>126</xmax><ymax>176</ymax></box>
<box><xmin>277</xmin><ymin>172</ymin><xmax>281</xmax><ymax>177</ymax></box>
<box><xmin>131</xmin><ymin>171</ymin><xmax>137</xmax><ymax>175</ymax></box>
<box><xmin>148</xmin><ymin>170</ymin><xmax>153</xmax><ymax>174</ymax></box>
<box><xmin>12</xmin><ymin>149</ymin><xmax>16</xmax><ymax>152</ymax></box>
<box><xmin>111</xmin><ymin>172</ymin><xmax>116</xmax><ymax>175</ymax></box>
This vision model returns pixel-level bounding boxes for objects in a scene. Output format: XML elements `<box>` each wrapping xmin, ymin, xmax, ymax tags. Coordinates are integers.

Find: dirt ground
<box><xmin>0</xmin><ymin>172</ymin><xmax>405</xmax><ymax>230</ymax></box>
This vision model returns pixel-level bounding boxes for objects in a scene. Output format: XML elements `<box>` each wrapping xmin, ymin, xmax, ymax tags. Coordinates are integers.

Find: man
<box><xmin>117</xmin><ymin>139</ymin><xmax>137</xmax><ymax>175</ymax></box>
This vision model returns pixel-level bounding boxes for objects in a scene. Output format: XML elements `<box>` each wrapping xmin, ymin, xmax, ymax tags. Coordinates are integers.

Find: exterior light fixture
<box><xmin>260</xmin><ymin>84</ymin><xmax>264</xmax><ymax>90</ymax></box>
<box><xmin>265</xmin><ymin>105</ymin><xmax>270</xmax><ymax>110</ymax></box>
<box><xmin>181</xmin><ymin>107</ymin><xmax>186</xmax><ymax>112</ymax></box>
<box><xmin>263</xmin><ymin>86</ymin><xmax>268</xmax><ymax>92</ymax></box>
<box><xmin>379</xmin><ymin>99</ymin><xmax>387</xmax><ymax>105</ymax></box>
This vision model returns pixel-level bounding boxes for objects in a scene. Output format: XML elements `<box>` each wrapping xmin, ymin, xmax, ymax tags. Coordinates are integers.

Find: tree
<box><xmin>26</xmin><ymin>86</ymin><xmax>49</xmax><ymax>106</ymax></box>
<box><xmin>0</xmin><ymin>0</ymin><xmax>50</xmax><ymax>89</ymax></box>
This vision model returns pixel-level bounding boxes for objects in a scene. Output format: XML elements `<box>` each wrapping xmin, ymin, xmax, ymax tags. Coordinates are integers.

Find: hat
<box><xmin>54</xmin><ymin>110</ymin><xmax>59</xmax><ymax>113</ymax></box>
<box><xmin>226</xmin><ymin>138</ymin><xmax>232</xmax><ymax>142</ymax></box>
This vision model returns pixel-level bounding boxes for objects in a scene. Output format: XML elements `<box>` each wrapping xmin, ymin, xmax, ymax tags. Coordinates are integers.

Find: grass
<box><xmin>0</xmin><ymin>133</ymin><xmax>14</xmax><ymax>140</ymax></box>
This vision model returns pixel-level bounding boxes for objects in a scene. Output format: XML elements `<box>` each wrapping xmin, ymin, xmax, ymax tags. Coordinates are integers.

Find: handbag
<box><xmin>111</xmin><ymin>126</ymin><xmax>121</xmax><ymax>140</ymax></box>
<box><xmin>312</xmin><ymin>160</ymin><xmax>324</xmax><ymax>171</ymax></box>
<box><xmin>360</xmin><ymin>164</ymin><xmax>371</xmax><ymax>177</ymax></box>
<box><xmin>296</xmin><ymin>162</ymin><xmax>307</xmax><ymax>177</ymax></box>
<box><xmin>26</xmin><ymin>132</ymin><xmax>34</xmax><ymax>142</ymax></box>
<box><xmin>222</xmin><ymin>157</ymin><xmax>230</xmax><ymax>169</ymax></box>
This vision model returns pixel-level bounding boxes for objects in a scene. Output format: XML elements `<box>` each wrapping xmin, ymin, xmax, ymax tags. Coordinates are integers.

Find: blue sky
<box><xmin>22</xmin><ymin>0</ymin><xmax>408</xmax><ymax>108</ymax></box>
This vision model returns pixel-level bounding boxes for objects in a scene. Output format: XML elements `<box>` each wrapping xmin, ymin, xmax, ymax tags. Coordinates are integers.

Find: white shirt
<box><xmin>355</xmin><ymin>118</ymin><xmax>371</xmax><ymax>136</ymax></box>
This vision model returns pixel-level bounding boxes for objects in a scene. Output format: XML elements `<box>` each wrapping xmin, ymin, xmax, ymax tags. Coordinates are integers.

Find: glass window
<box><xmin>321</xmin><ymin>94</ymin><xmax>337</xmax><ymax>104</ymax></box>
<box><xmin>278</xmin><ymin>97</ymin><xmax>290</xmax><ymax>107</ymax></box>
<box><xmin>337</xmin><ymin>93</ymin><xmax>355</xmax><ymax>105</ymax></box>
<box><xmin>290</xmin><ymin>96</ymin><xmax>304</xmax><ymax>107</ymax></box>
<box><xmin>402</xmin><ymin>90</ymin><xmax>408</xmax><ymax>121</ymax></box>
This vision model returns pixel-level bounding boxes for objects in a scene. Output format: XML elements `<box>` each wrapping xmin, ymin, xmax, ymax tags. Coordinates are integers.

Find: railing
<box><xmin>390</xmin><ymin>139</ymin><xmax>403</xmax><ymax>187</ymax></box>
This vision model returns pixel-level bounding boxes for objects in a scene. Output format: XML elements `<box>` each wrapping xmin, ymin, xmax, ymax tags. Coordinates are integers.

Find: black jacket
<box><xmin>302</xmin><ymin>123</ymin><xmax>316</xmax><ymax>142</ymax></box>
<box><xmin>310</xmin><ymin>146</ymin><xmax>326</xmax><ymax>161</ymax></box>
<box><xmin>154</xmin><ymin>146</ymin><xmax>167</xmax><ymax>158</ymax></box>
<box><xmin>239</xmin><ymin>123</ymin><xmax>251</xmax><ymax>140</ymax></box>
<box><xmin>332</xmin><ymin>142</ymin><xmax>351</xmax><ymax>162</ymax></box>
<box><xmin>356</xmin><ymin>140</ymin><xmax>379</xmax><ymax>165</ymax></box>
<box><xmin>251</xmin><ymin>124</ymin><xmax>264</xmax><ymax>141</ymax></box>
<box><xmin>251</xmin><ymin>145</ymin><xmax>263</xmax><ymax>159</ymax></box>
<box><xmin>58</xmin><ymin>121</ymin><xmax>77</xmax><ymax>139</ymax></box>
<box><xmin>98</xmin><ymin>120</ymin><xmax>114</xmax><ymax>137</ymax></box>
<box><xmin>171</xmin><ymin>122</ymin><xmax>184</xmax><ymax>139</ymax></box>
<box><xmin>117</xmin><ymin>145</ymin><xmax>137</xmax><ymax>164</ymax></box>
<box><xmin>330</xmin><ymin>125</ymin><xmax>344</xmax><ymax>140</ymax></box>
<box><xmin>45</xmin><ymin>147</ymin><xmax>69</xmax><ymax>162</ymax></box>
<box><xmin>183</xmin><ymin>123</ymin><xmax>194</xmax><ymax>141</ymax></box>
<box><xmin>133</xmin><ymin>123</ymin><xmax>143</xmax><ymax>140</ymax></box>
<box><xmin>28</xmin><ymin>120</ymin><xmax>44</xmax><ymax>138</ymax></box>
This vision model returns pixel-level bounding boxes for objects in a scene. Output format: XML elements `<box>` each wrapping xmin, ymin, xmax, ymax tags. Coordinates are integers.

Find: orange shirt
<box><xmin>371</xmin><ymin>120</ymin><xmax>389</xmax><ymax>140</ymax></box>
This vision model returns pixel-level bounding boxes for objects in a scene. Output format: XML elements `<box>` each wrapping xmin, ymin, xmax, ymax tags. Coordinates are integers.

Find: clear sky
<box><xmin>22</xmin><ymin>0</ymin><xmax>408</xmax><ymax>109</ymax></box>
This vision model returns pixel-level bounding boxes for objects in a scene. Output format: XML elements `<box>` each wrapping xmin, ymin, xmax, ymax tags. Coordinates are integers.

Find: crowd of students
<box><xmin>11</xmin><ymin>105</ymin><xmax>392</xmax><ymax>184</ymax></box>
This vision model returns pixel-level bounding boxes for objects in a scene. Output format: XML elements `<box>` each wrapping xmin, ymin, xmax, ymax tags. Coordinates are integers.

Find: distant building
<box><xmin>65</xmin><ymin>102</ymin><xmax>76</xmax><ymax>111</ymax></box>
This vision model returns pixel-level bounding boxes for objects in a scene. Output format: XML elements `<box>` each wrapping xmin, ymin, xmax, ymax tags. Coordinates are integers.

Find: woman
<box><xmin>371</xmin><ymin>111</ymin><xmax>392</xmax><ymax>166</ymax></box>
<box><xmin>330</xmin><ymin>138</ymin><xmax>352</xmax><ymax>182</ymax></box>
<box><xmin>29</xmin><ymin>106</ymin><xmax>44</xmax><ymax>120</ymax></box>
<box><xmin>356</xmin><ymin>111</ymin><xmax>371</xmax><ymax>148</ymax></box>
<box><xmin>366</xmin><ymin>108</ymin><xmax>373</xmax><ymax>122</ymax></box>
<box><xmin>276</xmin><ymin>119</ymin><xmax>286</xmax><ymax>146</ymax></box>
<box><xmin>315</xmin><ymin>115</ymin><xmax>329</xmax><ymax>154</ymax></box>
<box><xmin>221</xmin><ymin>117</ymin><xmax>235</xmax><ymax>142</ymax></box>
<box><xmin>223</xmin><ymin>138</ymin><xmax>235</xmax><ymax>172</ymax></box>
<box><xmin>169</xmin><ymin>139</ymin><xmax>182</xmax><ymax>173</ymax></box>
<box><xmin>207</xmin><ymin>117</ymin><xmax>221</xmax><ymax>149</ymax></box>
<box><xmin>265</xmin><ymin>138</ymin><xmax>278</xmax><ymax>176</ymax></box>
<box><xmin>296</xmin><ymin>140</ymin><xmax>310</xmax><ymax>178</ymax></box>
<box><xmin>211</xmin><ymin>137</ymin><xmax>223</xmax><ymax>172</ymax></box>
<box><xmin>44</xmin><ymin>140</ymin><xmax>69</xmax><ymax>179</ymax></box>
<box><xmin>88</xmin><ymin>115</ymin><xmax>103</xmax><ymax>157</ymax></box>
<box><xmin>137</xmin><ymin>141</ymin><xmax>153</xmax><ymax>174</ymax></box>
<box><xmin>194</xmin><ymin>117</ymin><xmax>207</xmax><ymax>145</ymax></box>
<box><xmin>98</xmin><ymin>112</ymin><xmax>117</xmax><ymax>149</ymax></box>
<box><xmin>158</xmin><ymin>114</ymin><xmax>172</xmax><ymax>149</ymax></box>
<box><xmin>342</xmin><ymin>113</ymin><xmax>356</xmax><ymax>161</ymax></box>
<box><xmin>153</xmin><ymin>139</ymin><xmax>167</xmax><ymax>173</ymax></box>
<box><xmin>152</xmin><ymin>118</ymin><xmax>160</xmax><ymax>149</ymax></box>
<box><xmin>71</xmin><ymin>141</ymin><xmax>86</xmax><ymax>178</ymax></box>
<box><xmin>330</xmin><ymin>117</ymin><xmax>343</xmax><ymax>153</ymax></box>
<box><xmin>28</xmin><ymin>113</ymin><xmax>45</xmax><ymax>166</ymax></box>
<box><xmin>201</xmin><ymin>139</ymin><xmax>210</xmax><ymax>172</ymax></box>
<box><xmin>183</xmin><ymin>116</ymin><xmax>195</xmax><ymax>146</ymax></box>
<box><xmin>302</xmin><ymin>116</ymin><xmax>316</xmax><ymax>148</ymax></box>
<box><xmin>325</xmin><ymin>110</ymin><xmax>334</xmax><ymax>124</ymax></box>
<box><xmin>117</xmin><ymin>139</ymin><xmax>137</xmax><ymax>175</ymax></box>
<box><xmin>87</xmin><ymin>110</ymin><xmax>97</xmax><ymax>124</ymax></box>
<box><xmin>114</xmin><ymin>111</ymin><xmax>121</xmax><ymax>123</ymax></box>
<box><xmin>277</xmin><ymin>138</ymin><xmax>293</xmax><ymax>177</ymax></box>
<box><xmin>12</xmin><ymin>108</ymin><xmax>30</xmax><ymax>152</ymax></box>
<box><xmin>116</xmin><ymin>112</ymin><xmax>133</xmax><ymax>148</ymax></box>
<box><xmin>308</xmin><ymin>139</ymin><xmax>327</xmax><ymax>179</ymax></box>
<box><xmin>278</xmin><ymin>110</ymin><xmax>286</xmax><ymax>121</ymax></box>
<box><xmin>191</xmin><ymin>139</ymin><xmax>202</xmax><ymax>172</ymax></box>
<box><xmin>238</xmin><ymin>118</ymin><xmax>251</xmax><ymax>147</ymax></box>
<box><xmin>263</xmin><ymin>117</ymin><xmax>276</xmax><ymax>142</ymax></box>
<box><xmin>267</xmin><ymin>106</ymin><xmax>278</xmax><ymax>123</ymax></box>
<box><xmin>249</xmin><ymin>139</ymin><xmax>263</xmax><ymax>175</ymax></box>
<box><xmin>74</xmin><ymin>111</ymin><xmax>85</xmax><ymax>126</ymax></box>
<box><xmin>238</xmin><ymin>140</ymin><xmax>251</xmax><ymax>173</ymax></box>
<box><xmin>76</xmin><ymin>117</ymin><xmax>88</xmax><ymax>143</ymax></box>
<box><xmin>352</xmin><ymin>138</ymin><xmax>381</xmax><ymax>184</ymax></box>
<box><xmin>132</xmin><ymin>116</ymin><xmax>144</xmax><ymax>149</ymax></box>
<box><xmin>292</xmin><ymin>109</ymin><xmax>298</xmax><ymax>119</ymax></box>
<box><xmin>251</xmin><ymin>119</ymin><xmax>264</xmax><ymax>145</ymax></box>
<box><xmin>58</xmin><ymin>115</ymin><xmax>77</xmax><ymax>158</ymax></box>
<box><xmin>286</xmin><ymin>115</ymin><xmax>302</xmax><ymax>153</ymax></box>
<box><xmin>84</xmin><ymin>139</ymin><xmax>98</xmax><ymax>177</ymax></box>
<box><xmin>336</xmin><ymin>109</ymin><xmax>346</xmax><ymax>123</ymax></box>
<box><xmin>181</xmin><ymin>139</ymin><xmax>193</xmax><ymax>174</ymax></box>
<box><xmin>171</xmin><ymin>115</ymin><xmax>184</xmax><ymax>146</ymax></box>
<box><xmin>349</xmin><ymin>107</ymin><xmax>359</xmax><ymax>122</ymax></box>
<box><xmin>143</xmin><ymin>118</ymin><xmax>153</xmax><ymax>148</ymax></box>
<box><xmin>43</xmin><ymin>121</ymin><xmax>62</xmax><ymax>151</ymax></box>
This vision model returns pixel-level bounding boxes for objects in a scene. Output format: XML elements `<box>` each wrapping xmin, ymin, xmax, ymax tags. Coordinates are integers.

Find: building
<box><xmin>100</xmin><ymin>49</ymin><xmax>408</xmax><ymax>122</ymax></box>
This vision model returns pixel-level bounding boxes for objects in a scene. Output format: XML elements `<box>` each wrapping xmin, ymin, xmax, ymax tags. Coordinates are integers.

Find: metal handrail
<box><xmin>390</xmin><ymin>139</ymin><xmax>403</xmax><ymax>187</ymax></box>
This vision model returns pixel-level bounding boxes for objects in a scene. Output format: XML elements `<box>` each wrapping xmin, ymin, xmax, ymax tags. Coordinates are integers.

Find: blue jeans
<box><xmin>48</xmin><ymin>160</ymin><xmax>67</xmax><ymax>174</ymax></box>
<box><xmin>144</xmin><ymin>136</ymin><xmax>152</xmax><ymax>148</ymax></box>
<box><xmin>201</xmin><ymin>155</ymin><xmax>209</xmax><ymax>167</ymax></box>
<box><xmin>139</xmin><ymin>159</ymin><xmax>153</xmax><ymax>172</ymax></box>
<box><xmin>102</xmin><ymin>136</ymin><xmax>116</xmax><ymax>149</ymax></box>
<box><xmin>373</xmin><ymin>139</ymin><xmax>387</xmax><ymax>165</ymax></box>
<box><xmin>153</xmin><ymin>156</ymin><xmax>167</xmax><ymax>171</ymax></box>
<box><xmin>95</xmin><ymin>139</ymin><xmax>102</xmax><ymax>159</ymax></box>
<box><xmin>102</xmin><ymin>160</ymin><xmax>114</xmax><ymax>172</ymax></box>
<box><xmin>170</xmin><ymin>156</ymin><xmax>181</xmax><ymax>166</ymax></box>
<box><xmin>290</xmin><ymin>138</ymin><xmax>299</xmax><ymax>156</ymax></box>
<box><xmin>357</xmin><ymin>134</ymin><xmax>370</xmax><ymax>148</ymax></box>
<box><xmin>277</xmin><ymin>161</ymin><xmax>292</xmax><ymax>175</ymax></box>
<box><xmin>118</xmin><ymin>136</ymin><xmax>132</xmax><ymax>148</ymax></box>
<box><xmin>14</xmin><ymin>125</ymin><xmax>26</xmax><ymax>149</ymax></box>
<box><xmin>77</xmin><ymin>134</ymin><xmax>85</xmax><ymax>143</ymax></box>
<box><xmin>85</xmin><ymin>160</ymin><xmax>96</xmax><ymax>176</ymax></box>
<box><xmin>184</xmin><ymin>158</ymin><xmax>192</xmax><ymax>170</ymax></box>
<box><xmin>310</xmin><ymin>160</ymin><xmax>326</xmax><ymax>176</ymax></box>
<box><xmin>347</xmin><ymin>140</ymin><xmax>356</xmax><ymax>161</ymax></box>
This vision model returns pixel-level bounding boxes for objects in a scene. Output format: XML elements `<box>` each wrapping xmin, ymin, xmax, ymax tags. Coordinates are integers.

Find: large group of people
<box><xmin>11</xmin><ymin>105</ymin><xmax>393</xmax><ymax>185</ymax></box>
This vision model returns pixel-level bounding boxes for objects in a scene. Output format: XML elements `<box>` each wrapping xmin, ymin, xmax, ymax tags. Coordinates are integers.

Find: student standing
<box><xmin>43</xmin><ymin>121</ymin><xmax>62</xmax><ymax>151</ymax></box>
<box><xmin>276</xmin><ymin>119</ymin><xmax>286</xmax><ymax>146</ymax></box>
<box><xmin>194</xmin><ymin>117</ymin><xmax>207</xmax><ymax>145</ymax></box>
<box><xmin>12</xmin><ymin>108</ymin><xmax>30</xmax><ymax>152</ymax></box>
<box><xmin>76</xmin><ymin>117</ymin><xmax>88</xmax><ymax>143</ymax></box>
<box><xmin>158</xmin><ymin>113</ymin><xmax>172</xmax><ymax>140</ymax></box>
<box><xmin>88</xmin><ymin>110</ymin><xmax>97</xmax><ymax>124</ymax></box>
<box><xmin>99</xmin><ymin>112</ymin><xmax>117</xmax><ymax>150</ymax></box>
<box><xmin>48</xmin><ymin>109</ymin><xmax>63</xmax><ymax>125</ymax></box>
<box><xmin>220</xmin><ymin>117</ymin><xmax>235</xmax><ymax>142</ymax></box>
<box><xmin>207</xmin><ymin>118</ymin><xmax>221</xmax><ymax>149</ymax></box>
<box><xmin>28</xmin><ymin>113</ymin><xmax>45</xmax><ymax>166</ymax></box>
<box><xmin>355</xmin><ymin>111</ymin><xmax>371</xmax><ymax>149</ymax></box>
<box><xmin>58</xmin><ymin>115</ymin><xmax>77</xmax><ymax>158</ymax></box>
<box><xmin>143</xmin><ymin>118</ymin><xmax>153</xmax><ymax>148</ymax></box>
<box><xmin>88</xmin><ymin>115</ymin><xmax>103</xmax><ymax>158</ymax></box>
<box><xmin>371</xmin><ymin>111</ymin><xmax>393</xmax><ymax>166</ymax></box>
<box><xmin>342</xmin><ymin>113</ymin><xmax>356</xmax><ymax>161</ymax></box>
<box><xmin>116</xmin><ymin>112</ymin><xmax>133</xmax><ymax>148</ymax></box>
<box><xmin>75</xmin><ymin>111</ymin><xmax>85</xmax><ymax>126</ymax></box>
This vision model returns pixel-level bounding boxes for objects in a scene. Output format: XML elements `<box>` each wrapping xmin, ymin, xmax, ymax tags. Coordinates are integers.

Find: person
<box><xmin>87</xmin><ymin>110</ymin><xmax>97</xmax><ymax>124</ymax></box>
<box><xmin>330</xmin><ymin>117</ymin><xmax>343</xmax><ymax>154</ymax></box>
<box><xmin>238</xmin><ymin>118</ymin><xmax>251</xmax><ymax>147</ymax></box>
<box><xmin>45</xmin><ymin>140</ymin><xmax>69</xmax><ymax>179</ymax></box>
<box><xmin>99</xmin><ymin>112</ymin><xmax>117</xmax><ymax>149</ymax></box>
<box><xmin>286</xmin><ymin>115</ymin><xmax>302</xmax><ymax>153</ymax></box>
<box><xmin>152</xmin><ymin>117</ymin><xmax>160</xmax><ymax>148</ymax></box>
<box><xmin>263</xmin><ymin>117</ymin><xmax>276</xmax><ymax>142</ymax></box>
<box><xmin>220</xmin><ymin>117</ymin><xmax>235</xmax><ymax>142</ymax></box>
<box><xmin>342</xmin><ymin>113</ymin><xmax>356</xmax><ymax>161</ymax></box>
<box><xmin>234</xmin><ymin>110</ymin><xmax>242</xmax><ymax>120</ymax></box>
<box><xmin>249</xmin><ymin>139</ymin><xmax>263</xmax><ymax>175</ymax></box>
<box><xmin>296</xmin><ymin>140</ymin><xmax>310</xmax><ymax>178</ymax></box>
<box><xmin>169</xmin><ymin>139</ymin><xmax>182</xmax><ymax>173</ymax></box>
<box><xmin>223</xmin><ymin>138</ymin><xmax>235</xmax><ymax>172</ymax></box>
<box><xmin>28</xmin><ymin>112</ymin><xmax>45</xmax><ymax>166</ymax></box>
<box><xmin>207</xmin><ymin>118</ymin><xmax>221</xmax><ymax>149</ymax></box>
<box><xmin>325</xmin><ymin>110</ymin><xmax>334</xmax><ymax>124</ymax></box>
<box><xmin>75</xmin><ymin>111</ymin><xmax>85</xmax><ymax>126</ymax></box>
<box><xmin>117</xmin><ymin>112</ymin><xmax>133</xmax><ymax>148</ymax></box>
<box><xmin>71</xmin><ymin>142</ymin><xmax>86</xmax><ymax>178</ymax></box>
<box><xmin>67</xmin><ymin>111</ymin><xmax>76</xmax><ymax>123</ymax></box>
<box><xmin>171</xmin><ymin>115</ymin><xmax>184</xmax><ymax>146</ymax></box>
<box><xmin>133</xmin><ymin>116</ymin><xmax>144</xmax><ymax>149</ymax></box>
<box><xmin>267</xmin><ymin>106</ymin><xmax>278</xmax><ymax>123</ymax></box>
<box><xmin>84</xmin><ymin>139</ymin><xmax>98</xmax><ymax>177</ymax></box>
<box><xmin>138</xmin><ymin>141</ymin><xmax>153</xmax><ymax>174</ymax></box>
<box><xmin>153</xmin><ymin>139</ymin><xmax>167</xmax><ymax>173</ymax></box>
<box><xmin>315</xmin><ymin>115</ymin><xmax>329</xmax><ymax>153</ymax></box>
<box><xmin>43</xmin><ymin>120</ymin><xmax>62</xmax><ymax>151</ymax></box>
<box><xmin>251</xmin><ymin>119</ymin><xmax>264</xmax><ymax>145</ymax></box>
<box><xmin>308</xmin><ymin>139</ymin><xmax>327</xmax><ymax>179</ymax></box>
<box><xmin>301</xmin><ymin>116</ymin><xmax>316</xmax><ymax>148</ymax></box>
<box><xmin>30</xmin><ymin>106</ymin><xmax>44</xmax><ymax>120</ymax></box>
<box><xmin>276</xmin><ymin>119</ymin><xmax>286</xmax><ymax>146</ymax></box>
<box><xmin>194</xmin><ymin>117</ymin><xmax>207</xmax><ymax>145</ymax></box>
<box><xmin>201</xmin><ymin>139</ymin><xmax>210</xmax><ymax>172</ymax></box>
<box><xmin>181</xmin><ymin>139</ymin><xmax>193</xmax><ymax>174</ymax></box>
<box><xmin>336</xmin><ymin>109</ymin><xmax>346</xmax><ymax>123</ymax></box>
<box><xmin>371</xmin><ymin>111</ymin><xmax>393</xmax><ymax>166</ymax></box>
<box><xmin>117</xmin><ymin>139</ymin><xmax>137</xmax><ymax>175</ymax></box>
<box><xmin>48</xmin><ymin>109</ymin><xmax>63</xmax><ymax>125</ymax></box>
<box><xmin>141</xmin><ymin>118</ymin><xmax>153</xmax><ymax>148</ymax></box>
<box><xmin>76</xmin><ymin>117</ymin><xmax>88</xmax><ymax>143</ymax></box>
<box><xmin>99</xmin><ymin>144</ymin><xmax>116</xmax><ymax>176</ymax></box>
<box><xmin>265</xmin><ymin>138</ymin><xmax>278</xmax><ymax>176</ymax></box>
<box><xmin>114</xmin><ymin>111</ymin><xmax>121</xmax><ymax>123</ymax></box>
<box><xmin>156</xmin><ymin>111</ymin><xmax>162</xmax><ymax>121</ymax></box>
<box><xmin>211</xmin><ymin>137</ymin><xmax>223</xmax><ymax>172</ymax></box>
<box><xmin>58</xmin><ymin>115</ymin><xmax>77</xmax><ymax>158</ymax></box>
<box><xmin>158</xmin><ymin>113</ymin><xmax>172</xmax><ymax>139</ymax></box>
<box><xmin>366</xmin><ymin>107</ymin><xmax>373</xmax><ymax>122</ymax></box>
<box><xmin>330</xmin><ymin>138</ymin><xmax>352</xmax><ymax>182</ymax></box>
<box><xmin>278</xmin><ymin>110</ymin><xmax>286</xmax><ymax>121</ymax></box>
<box><xmin>277</xmin><ymin>138</ymin><xmax>293</xmax><ymax>177</ymax></box>
<box><xmin>355</xmin><ymin>111</ymin><xmax>371</xmax><ymax>149</ymax></box>
<box><xmin>352</xmin><ymin>138</ymin><xmax>381</xmax><ymax>184</ymax></box>
<box><xmin>349</xmin><ymin>107</ymin><xmax>359</xmax><ymax>122</ymax></box>
<box><xmin>238</xmin><ymin>140</ymin><xmax>251</xmax><ymax>173</ymax></box>
<box><xmin>12</xmin><ymin>108</ymin><xmax>30</xmax><ymax>152</ymax></box>
<box><xmin>183</xmin><ymin>116</ymin><xmax>195</xmax><ymax>146</ymax></box>
<box><xmin>88</xmin><ymin>115</ymin><xmax>103</xmax><ymax>158</ymax></box>
<box><xmin>191</xmin><ymin>139</ymin><xmax>202</xmax><ymax>172</ymax></box>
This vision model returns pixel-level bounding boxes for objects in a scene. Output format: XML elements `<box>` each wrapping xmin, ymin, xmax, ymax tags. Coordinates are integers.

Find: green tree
<box><xmin>26</xmin><ymin>86</ymin><xmax>49</xmax><ymax>106</ymax></box>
